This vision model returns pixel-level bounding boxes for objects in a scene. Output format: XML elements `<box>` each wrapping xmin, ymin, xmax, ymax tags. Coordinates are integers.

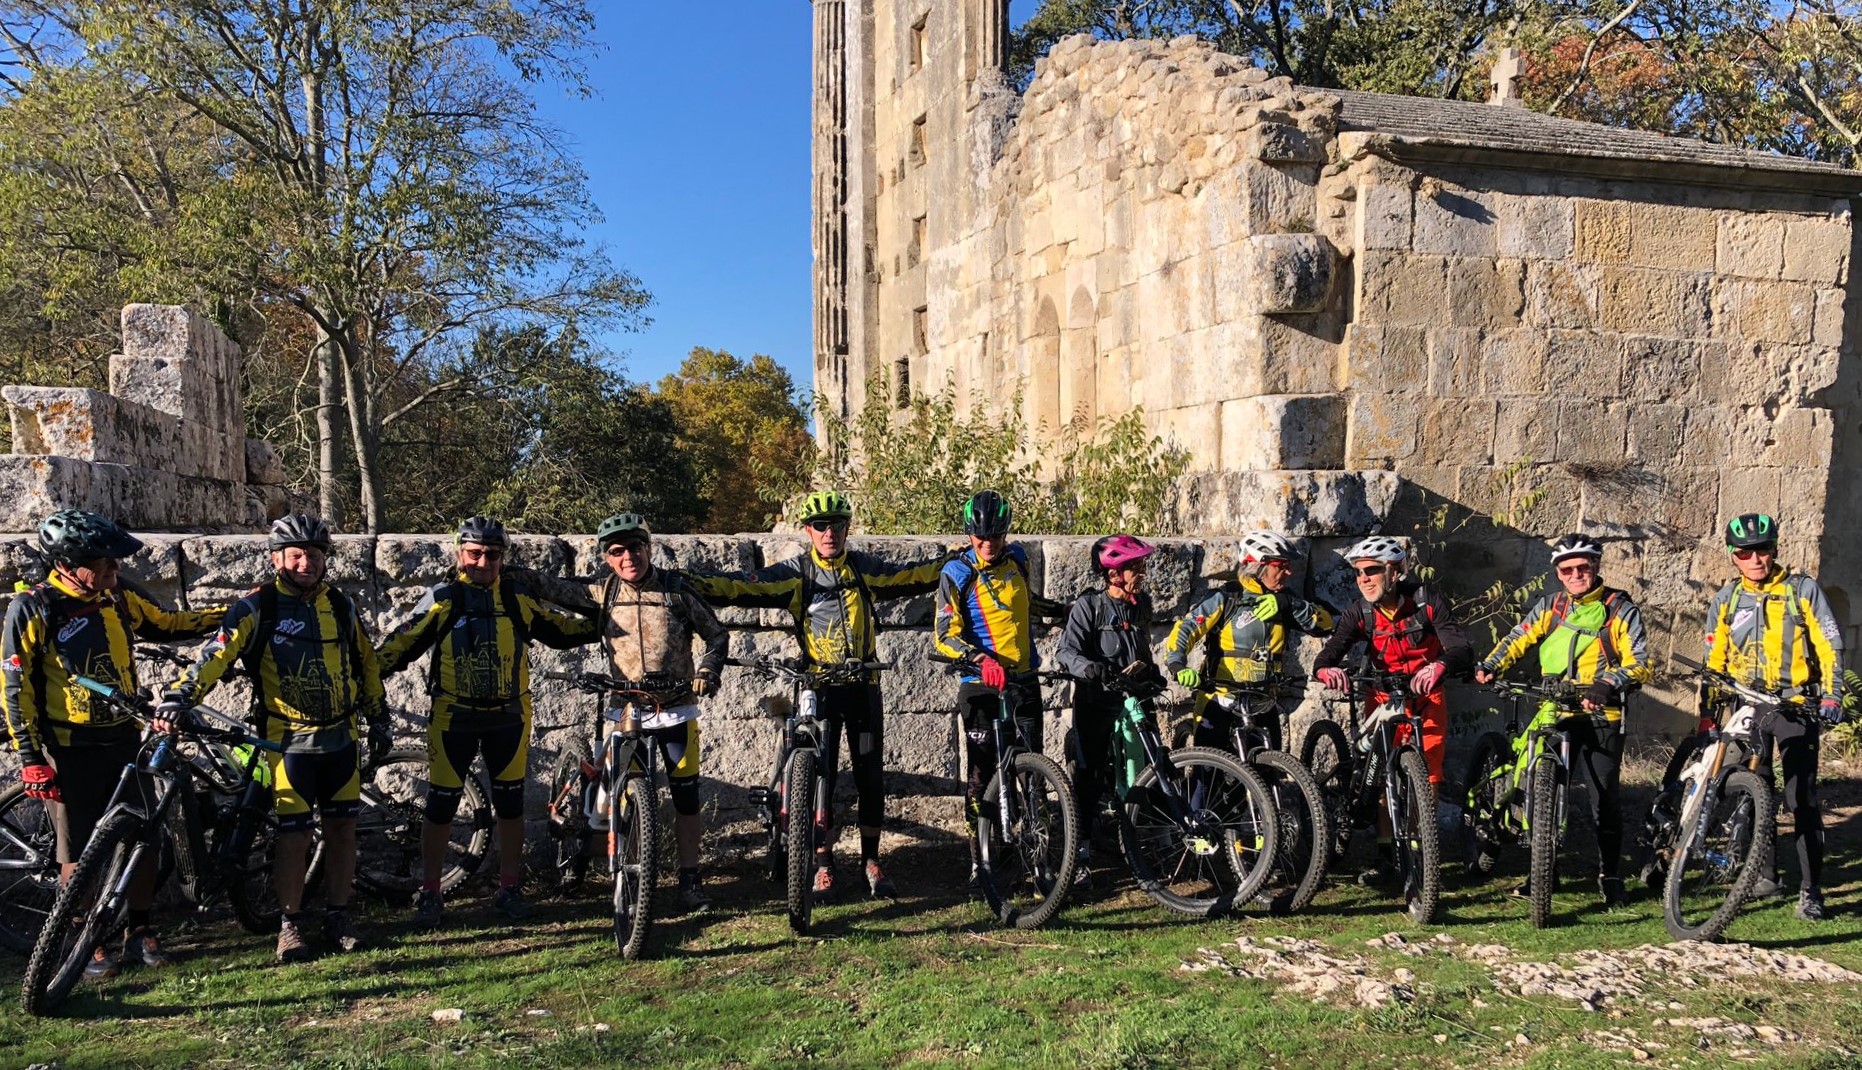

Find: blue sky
<box><xmin>540</xmin><ymin>1</ymin><xmax>1042</xmax><ymax>391</ymax></box>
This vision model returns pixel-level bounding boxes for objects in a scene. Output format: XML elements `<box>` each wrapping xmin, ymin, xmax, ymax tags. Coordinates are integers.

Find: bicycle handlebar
<box><xmin>540</xmin><ymin>669</ymin><xmax>690</xmax><ymax>696</ymax></box>
<box><xmin>71</xmin><ymin>674</ymin><xmax>280</xmax><ymax>752</ymax></box>
<box><xmin>1670</xmin><ymin>654</ymin><xmax>1798</xmax><ymax>707</ymax></box>
<box><xmin>725</xmin><ymin>655</ymin><xmax>891</xmax><ymax>683</ymax></box>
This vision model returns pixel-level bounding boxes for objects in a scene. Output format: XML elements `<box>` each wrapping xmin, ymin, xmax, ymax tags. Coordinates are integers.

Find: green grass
<box><xmin>5</xmin><ymin>798</ymin><xmax>1862</xmax><ymax>1069</ymax></box>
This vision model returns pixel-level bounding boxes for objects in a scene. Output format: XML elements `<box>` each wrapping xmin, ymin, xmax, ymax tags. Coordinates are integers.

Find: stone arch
<box><xmin>1061</xmin><ymin>285</ymin><xmax>1098</xmax><ymax>431</ymax></box>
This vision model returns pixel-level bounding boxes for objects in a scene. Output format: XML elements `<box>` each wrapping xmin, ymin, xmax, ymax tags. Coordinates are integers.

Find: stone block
<box><xmin>1727</xmin><ymin>279</ymin><xmax>1819</xmax><ymax>345</ymax></box>
<box><xmin>1494</xmin><ymin>399</ymin><xmax>1556</xmax><ymax>463</ymax></box>
<box><xmin>1357</xmin><ymin>182</ymin><xmax>1413</xmax><ymax>252</ymax></box>
<box><xmin>1158</xmin><ymin>403</ymin><xmax>1224</xmax><ymax>470</ymax></box>
<box><xmin>1574</xmin><ymin>200</ymin><xmax>1633</xmax><ymax>264</ymax></box>
<box><xmin>1170</xmin><ymin>470</ymin><xmax>1399</xmax><ymax>537</ymax></box>
<box><xmin>1457</xmin><ymin>462</ymin><xmax>1579</xmax><ymax>535</ymax></box>
<box><xmin>1253</xmin><ymin>317</ymin><xmax>1343</xmax><ymax>394</ymax></box>
<box><xmin>1598</xmin><ymin>268</ymin><xmax>1710</xmax><ymax>337</ymax></box>
<box><xmin>1495</xmin><ymin>195</ymin><xmax>1574</xmax><ymax>260</ymax></box>
<box><xmin>1812</xmin><ymin>289</ymin><xmax>1846</xmax><ymax>348</ymax></box>
<box><xmin>1693</xmin><ymin>340</ymin><xmax>1772</xmax><ymax>406</ymax></box>
<box><xmin>1411</xmin><ymin>185</ymin><xmax>1498</xmax><ymax>257</ymax></box>
<box><xmin>1426</xmin><ymin>327</ymin><xmax>1483</xmax><ymax>397</ymax></box>
<box><xmin>1246</xmin><ymin>123</ymin><xmax>1326</xmax><ymax>163</ymax></box>
<box><xmin>1718</xmin><ymin>466</ymin><xmax>1783</xmax><ymax>521</ymax></box>
<box><xmin>1481</xmin><ymin>329</ymin><xmax>1549</xmax><ymax>396</ymax></box>
<box><xmin>1219</xmin><ymin>394</ymin><xmax>1346</xmax><ymax>470</ymax></box>
<box><xmin>1416</xmin><ymin>398</ymin><xmax>1496</xmax><ymax>467</ymax></box>
<box><xmin>1717</xmin><ymin>216</ymin><xmax>1784</xmax><ymax>279</ymax></box>
<box><xmin>1624</xmin><ymin>403</ymin><xmax>1688</xmax><ymax>465</ymax></box>
<box><xmin>1619</xmin><ymin>336</ymin><xmax>1700</xmax><ymax>401</ymax></box>
<box><xmin>115</xmin><ymin>304</ymin><xmax>243</xmax><ymax>440</ymax></box>
<box><xmin>4</xmin><ymin>387</ymin><xmax>172</xmax><ymax>470</ymax></box>
<box><xmin>1524</xmin><ymin>261</ymin><xmax>1599</xmax><ymax>330</ymax></box>
<box><xmin>1245</xmin><ymin>163</ymin><xmax>1318</xmax><ymax>231</ymax></box>
<box><xmin>1448</xmin><ymin>258</ymin><xmax>1526</xmax><ymax>329</ymax></box>
<box><xmin>1344</xmin><ymin>392</ymin><xmax>1418</xmax><ymax>465</ymax></box>
<box><xmin>1781</xmin><ymin>218</ymin><xmax>1850</xmax><ymax>284</ymax></box>
<box><xmin>1555</xmin><ymin>400</ymin><xmax>1629</xmax><ymax>465</ymax></box>
<box><xmin>1344</xmin><ymin>323</ymin><xmax>1426</xmax><ymax>390</ymax></box>
<box><xmin>1241</xmin><ymin>233</ymin><xmax>1338</xmax><ymax>314</ymax></box>
<box><xmin>1759</xmin><ymin>406</ymin><xmax>1835</xmax><ymax>469</ymax></box>
<box><xmin>1628</xmin><ymin>204</ymin><xmax>1717</xmax><ymax>272</ymax></box>
<box><xmin>1546</xmin><ymin>329</ymin><xmax>1623</xmax><ymax>399</ymax></box>
<box><xmin>246</xmin><ymin>438</ymin><xmax>286</xmax><ymax>485</ymax></box>
<box><xmin>1357</xmin><ymin>250</ymin><xmax>1450</xmax><ymax>327</ymax></box>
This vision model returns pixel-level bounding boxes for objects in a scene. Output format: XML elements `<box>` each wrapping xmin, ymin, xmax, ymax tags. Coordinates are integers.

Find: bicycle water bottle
<box><xmin>798</xmin><ymin>688</ymin><xmax>819</xmax><ymax>722</ymax></box>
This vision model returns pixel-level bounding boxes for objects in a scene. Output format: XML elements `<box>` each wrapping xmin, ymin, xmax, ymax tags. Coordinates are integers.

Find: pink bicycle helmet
<box><xmin>1094</xmin><ymin>534</ymin><xmax>1157</xmax><ymax>571</ymax></box>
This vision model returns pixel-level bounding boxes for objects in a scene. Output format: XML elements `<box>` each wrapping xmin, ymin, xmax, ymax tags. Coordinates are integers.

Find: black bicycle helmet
<box><xmin>269</xmin><ymin>513</ymin><xmax>334</xmax><ymax>552</ymax></box>
<box><xmin>961</xmin><ymin>490</ymin><xmax>1012</xmax><ymax>538</ymax></box>
<box><xmin>37</xmin><ymin>510</ymin><xmax>143</xmax><ymax>565</ymax></box>
<box><xmin>1725</xmin><ymin>513</ymin><xmax>1778</xmax><ymax>550</ymax></box>
<box><xmin>457</xmin><ymin>515</ymin><xmax>507</xmax><ymax>547</ymax></box>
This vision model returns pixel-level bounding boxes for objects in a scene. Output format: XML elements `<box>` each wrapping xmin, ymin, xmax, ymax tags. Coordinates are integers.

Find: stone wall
<box><xmin>0</xmin><ymin>304</ymin><xmax>298</xmax><ymax>532</ymax></box>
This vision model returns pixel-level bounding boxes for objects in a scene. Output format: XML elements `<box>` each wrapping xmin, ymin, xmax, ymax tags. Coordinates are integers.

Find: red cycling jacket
<box><xmin>1314</xmin><ymin>580</ymin><xmax>1475</xmax><ymax>677</ymax></box>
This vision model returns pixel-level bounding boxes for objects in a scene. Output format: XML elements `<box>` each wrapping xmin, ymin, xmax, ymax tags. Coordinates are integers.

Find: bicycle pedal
<box><xmin>746</xmin><ymin>787</ymin><xmax>774</xmax><ymax>808</ymax></box>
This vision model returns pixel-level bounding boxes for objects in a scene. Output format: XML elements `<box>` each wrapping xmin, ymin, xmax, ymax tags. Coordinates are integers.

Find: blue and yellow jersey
<box><xmin>1704</xmin><ymin>566</ymin><xmax>1843</xmax><ymax>701</ymax></box>
<box><xmin>1163</xmin><ymin>577</ymin><xmax>1334</xmax><ymax>690</ymax></box>
<box><xmin>1481</xmin><ymin>585</ymin><xmax>1650</xmax><ymax>719</ymax></box>
<box><xmin>934</xmin><ymin>544</ymin><xmax>1062</xmax><ymax>677</ymax></box>
<box><xmin>174</xmin><ymin>579</ymin><xmax>385</xmax><ymax>752</ymax></box>
<box><xmin>2</xmin><ymin>575</ymin><xmax>225</xmax><ymax>761</ymax></box>
<box><xmin>689</xmin><ymin>547</ymin><xmax>943</xmax><ymax>666</ymax></box>
<box><xmin>377</xmin><ymin>573</ymin><xmax>598</xmax><ymax>730</ymax></box>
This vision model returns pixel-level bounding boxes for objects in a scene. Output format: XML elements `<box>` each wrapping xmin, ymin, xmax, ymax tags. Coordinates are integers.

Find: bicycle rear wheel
<box><xmin>0</xmin><ymin>783</ymin><xmax>58</xmax><ymax>955</ymax></box>
<box><xmin>226</xmin><ymin>808</ymin><xmax>319</xmax><ymax>935</ymax></box>
<box><xmin>1299</xmin><ymin>719</ymin><xmax>1354</xmax><ymax>865</ymax></box>
<box><xmin>784</xmin><ymin>749</ymin><xmax>816</xmax><ymax>935</ymax></box>
<box><xmin>1663</xmin><ymin>768</ymin><xmax>1771</xmax><ymax>942</ymax></box>
<box><xmin>1461</xmin><ymin>731</ymin><xmax>1513</xmax><ymax>877</ymax></box>
<box><xmin>1120</xmin><ymin>747</ymin><xmax>1277</xmax><ymax>917</ymax></box>
<box><xmin>355</xmin><ymin>747</ymin><xmax>491</xmax><ymax>903</ymax></box>
<box><xmin>544</xmin><ymin>737</ymin><xmax>593</xmax><ymax>894</ymax></box>
<box><xmin>1526</xmin><ymin>758</ymin><xmax>1560</xmax><ymax>929</ymax></box>
<box><xmin>611</xmin><ymin>776</ymin><xmax>658</xmax><ymax>959</ymax></box>
<box><xmin>1394</xmin><ymin>749</ymin><xmax>1442</xmax><ymax>925</ymax></box>
<box><xmin>976</xmin><ymin>752</ymin><xmax>1078</xmax><ymax>929</ymax></box>
<box><xmin>1250</xmin><ymin>749</ymin><xmax>1328</xmax><ymax>915</ymax></box>
<box><xmin>20</xmin><ymin>810</ymin><xmax>141</xmax><ymax>1016</ymax></box>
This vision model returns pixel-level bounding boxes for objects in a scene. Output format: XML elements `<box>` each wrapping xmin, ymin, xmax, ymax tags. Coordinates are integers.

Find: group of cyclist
<box><xmin>1</xmin><ymin>487</ymin><xmax>1845</xmax><ymax>982</ymax></box>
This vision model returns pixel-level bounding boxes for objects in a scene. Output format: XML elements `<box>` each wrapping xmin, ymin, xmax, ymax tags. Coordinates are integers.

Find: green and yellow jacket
<box><xmin>1480</xmin><ymin>585</ymin><xmax>1650</xmax><ymax>721</ymax></box>
<box><xmin>1164</xmin><ymin>576</ymin><xmax>1334</xmax><ymax>693</ymax></box>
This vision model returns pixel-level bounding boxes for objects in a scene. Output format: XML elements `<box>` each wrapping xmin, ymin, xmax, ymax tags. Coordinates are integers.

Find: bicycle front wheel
<box><xmin>1299</xmin><ymin>719</ymin><xmax>1354</xmax><ymax>865</ymax></box>
<box><xmin>226</xmin><ymin>808</ymin><xmax>320</xmax><ymax>935</ymax></box>
<box><xmin>1120</xmin><ymin>747</ymin><xmax>1278</xmax><ymax>917</ymax></box>
<box><xmin>784</xmin><ymin>748</ymin><xmax>816</xmax><ymax>935</ymax></box>
<box><xmin>1664</xmin><ymin>768</ymin><xmax>1772</xmax><ymax>942</ymax></box>
<box><xmin>1461</xmin><ymin>731</ymin><xmax>1514</xmax><ymax>877</ymax></box>
<box><xmin>355</xmin><ymin>747</ymin><xmax>491</xmax><ymax>903</ymax></box>
<box><xmin>544</xmin><ymin>737</ymin><xmax>593</xmax><ymax>894</ymax></box>
<box><xmin>1394</xmin><ymin>749</ymin><xmax>1442</xmax><ymax>925</ymax></box>
<box><xmin>21</xmin><ymin>810</ymin><xmax>141</xmax><ymax>1016</ymax></box>
<box><xmin>1526</xmin><ymin>757</ymin><xmax>1560</xmax><ymax>929</ymax></box>
<box><xmin>1251</xmin><ymin>749</ymin><xmax>1329</xmax><ymax>916</ymax></box>
<box><xmin>976</xmin><ymin>752</ymin><xmax>1078</xmax><ymax>930</ymax></box>
<box><xmin>611</xmin><ymin>775</ymin><xmax>659</xmax><ymax>959</ymax></box>
<box><xmin>0</xmin><ymin>783</ymin><xmax>59</xmax><ymax>955</ymax></box>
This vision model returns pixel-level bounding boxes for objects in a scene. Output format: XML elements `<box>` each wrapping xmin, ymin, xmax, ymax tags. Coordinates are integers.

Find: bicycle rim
<box><xmin>1299</xmin><ymin>720</ymin><xmax>1353</xmax><ymax>864</ymax></box>
<box><xmin>612</xmin><ymin>777</ymin><xmax>658</xmax><ymax>959</ymax></box>
<box><xmin>977</xmin><ymin>753</ymin><xmax>1077</xmax><ymax>929</ymax></box>
<box><xmin>546</xmin><ymin>737</ymin><xmax>593</xmax><ymax>893</ymax></box>
<box><xmin>1121</xmin><ymin>748</ymin><xmax>1276</xmax><ymax>916</ymax></box>
<box><xmin>1664</xmin><ymin>769</ymin><xmax>1772</xmax><ymax>942</ymax></box>
<box><xmin>356</xmin><ymin>747</ymin><xmax>491</xmax><ymax>901</ymax></box>
<box><xmin>1394</xmin><ymin>749</ymin><xmax>1442</xmax><ymax>925</ymax></box>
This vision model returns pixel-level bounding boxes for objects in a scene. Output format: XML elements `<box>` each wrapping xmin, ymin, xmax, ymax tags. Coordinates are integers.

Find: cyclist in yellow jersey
<box><xmin>2</xmin><ymin>510</ymin><xmax>225</xmax><ymax>978</ymax></box>
<box><xmin>1475</xmin><ymin>533</ymin><xmax>1650</xmax><ymax>908</ymax></box>
<box><xmin>1701</xmin><ymin>513</ymin><xmax>1844</xmax><ymax>920</ymax></box>
<box><xmin>377</xmin><ymin>516</ymin><xmax>597</xmax><ymax>927</ymax></box>
<box><xmin>166</xmin><ymin>514</ymin><xmax>387</xmax><ymax>963</ymax></box>
<box><xmin>687</xmin><ymin>490</ymin><xmax>947</xmax><ymax>899</ymax></box>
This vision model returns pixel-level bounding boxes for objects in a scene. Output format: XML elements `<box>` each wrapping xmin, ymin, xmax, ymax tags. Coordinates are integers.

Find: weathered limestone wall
<box><xmin>0</xmin><ymin>305</ymin><xmax>298</xmax><ymax>532</ymax></box>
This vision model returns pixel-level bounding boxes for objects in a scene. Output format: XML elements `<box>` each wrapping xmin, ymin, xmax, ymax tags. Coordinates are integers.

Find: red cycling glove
<box><xmin>21</xmin><ymin>762</ymin><xmax>60</xmax><ymax>802</ymax></box>
<box><xmin>1410</xmin><ymin>661</ymin><xmax>1447</xmax><ymax>695</ymax></box>
<box><xmin>978</xmin><ymin>655</ymin><xmax>1008</xmax><ymax>691</ymax></box>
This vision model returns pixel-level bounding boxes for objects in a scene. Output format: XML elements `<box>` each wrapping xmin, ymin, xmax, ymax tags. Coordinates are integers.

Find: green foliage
<box><xmin>1406</xmin><ymin>458</ymin><xmax>1547</xmax><ymax>649</ymax></box>
<box><xmin>765</xmin><ymin>376</ymin><xmax>1189</xmax><ymax>536</ymax></box>
<box><xmin>657</xmin><ymin>348</ymin><xmax>812</xmax><ymax>534</ymax></box>
<box><xmin>1830</xmin><ymin>668</ymin><xmax>1862</xmax><ymax>759</ymax></box>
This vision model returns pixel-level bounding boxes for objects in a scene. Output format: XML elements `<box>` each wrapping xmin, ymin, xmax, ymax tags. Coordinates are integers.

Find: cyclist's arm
<box><xmin>519</xmin><ymin>591</ymin><xmax>601</xmax><ymax>649</ymax></box>
<box><xmin>684</xmin><ymin>564</ymin><xmax>802</xmax><ymax>612</ymax></box>
<box><xmin>1702</xmin><ymin>585</ymin><xmax>1734</xmax><ymax>675</ymax></box>
<box><xmin>1030</xmin><ymin>591</ymin><xmax>1068</xmax><ymax>622</ymax></box>
<box><xmin>2</xmin><ymin>597</ymin><xmax>47</xmax><ymax>763</ymax></box>
<box><xmin>123</xmin><ymin>589</ymin><xmax>228</xmax><ymax>640</ymax></box>
<box><xmin>1282</xmin><ymin>592</ymin><xmax>1335</xmax><ymax>635</ymax></box>
<box><xmin>1479</xmin><ymin>595</ymin><xmax>1554</xmax><ymax>675</ymax></box>
<box><xmin>1799</xmin><ymin>577</ymin><xmax>1845</xmax><ymax>696</ymax></box>
<box><xmin>1599</xmin><ymin>599</ymin><xmax>1652</xmax><ymax>691</ymax></box>
<box><xmin>858</xmin><ymin>551</ymin><xmax>947</xmax><ymax>600</ymax></box>
<box><xmin>933</xmin><ymin>563</ymin><xmax>984</xmax><ymax>661</ymax></box>
<box><xmin>1055</xmin><ymin>596</ymin><xmax>1102</xmax><ymax>679</ymax></box>
<box><xmin>375</xmin><ymin>587</ymin><xmax>448</xmax><ymax>678</ymax></box>
<box><xmin>1162</xmin><ymin>592</ymin><xmax>1224</xmax><ymax>673</ymax></box>
<box><xmin>1312</xmin><ymin>603</ymin><xmax>1363</xmax><ymax>670</ymax></box>
<box><xmin>680</xmin><ymin>579</ymin><xmax>730</xmax><ymax>682</ymax></box>
<box><xmin>349</xmin><ymin>601</ymin><xmax>387</xmax><ymax>723</ymax></box>
<box><xmin>171</xmin><ymin>599</ymin><xmax>260</xmax><ymax>703</ymax></box>
<box><xmin>503</xmin><ymin>565</ymin><xmax>600</xmax><ymax>616</ymax></box>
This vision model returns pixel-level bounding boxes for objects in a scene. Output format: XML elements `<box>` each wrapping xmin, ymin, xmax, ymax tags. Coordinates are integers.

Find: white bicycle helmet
<box><xmin>1237</xmin><ymin>530</ymin><xmax>1297</xmax><ymax>563</ymax></box>
<box><xmin>1341</xmin><ymin>535</ymin><xmax>1407</xmax><ymax>564</ymax></box>
<box><xmin>1548</xmin><ymin>532</ymin><xmax>1603</xmax><ymax>565</ymax></box>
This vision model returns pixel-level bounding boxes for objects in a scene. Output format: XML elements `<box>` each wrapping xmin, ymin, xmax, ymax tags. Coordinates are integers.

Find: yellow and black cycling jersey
<box><xmin>934</xmin><ymin>544</ymin><xmax>1064</xmax><ymax>678</ymax></box>
<box><xmin>2</xmin><ymin>574</ymin><xmax>225</xmax><ymax>762</ymax></box>
<box><xmin>1480</xmin><ymin>585</ymin><xmax>1651</xmax><ymax>720</ymax></box>
<box><xmin>173</xmin><ymin>578</ymin><xmax>384</xmax><ymax>753</ymax></box>
<box><xmin>1163</xmin><ymin>577</ymin><xmax>1334</xmax><ymax>691</ymax></box>
<box><xmin>1704</xmin><ymin>565</ymin><xmax>1843</xmax><ymax>701</ymax></box>
<box><xmin>688</xmin><ymin>548</ymin><xmax>943</xmax><ymax>666</ymax></box>
<box><xmin>377</xmin><ymin>572</ymin><xmax>597</xmax><ymax>730</ymax></box>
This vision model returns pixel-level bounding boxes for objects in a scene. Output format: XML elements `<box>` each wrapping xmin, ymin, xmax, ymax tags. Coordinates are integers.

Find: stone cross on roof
<box><xmin>1489</xmin><ymin>47</ymin><xmax>1524</xmax><ymax>107</ymax></box>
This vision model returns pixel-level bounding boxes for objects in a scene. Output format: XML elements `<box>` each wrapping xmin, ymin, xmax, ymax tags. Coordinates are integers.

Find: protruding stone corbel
<box><xmin>1243</xmin><ymin>233</ymin><xmax>1340</xmax><ymax>314</ymax></box>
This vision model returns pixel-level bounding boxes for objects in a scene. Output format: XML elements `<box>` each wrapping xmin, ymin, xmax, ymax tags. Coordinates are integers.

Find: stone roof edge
<box><xmin>1340</xmin><ymin>130</ymin><xmax>1862</xmax><ymax>199</ymax></box>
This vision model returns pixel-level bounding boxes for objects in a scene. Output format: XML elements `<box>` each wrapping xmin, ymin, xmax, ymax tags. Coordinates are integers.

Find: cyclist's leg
<box><xmin>421</xmin><ymin>710</ymin><xmax>475</xmax><ymax>890</ymax></box>
<box><xmin>269</xmin><ymin>749</ymin><xmax>318</xmax><ymax>916</ymax></box>
<box><xmin>1071</xmin><ymin>694</ymin><xmax>1116</xmax><ymax>833</ymax></box>
<box><xmin>957</xmin><ymin>684</ymin><xmax>998</xmax><ymax>863</ymax></box>
<box><xmin>651</xmin><ymin>718</ymin><xmax>704</xmax><ymax>871</ymax></box>
<box><xmin>814</xmin><ymin>684</ymin><xmax>853</xmax><ymax>863</ymax></box>
<box><xmin>844</xmin><ymin>684</ymin><xmax>887</xmax><ymax>864</ymax></box>
<box><xmin>1773</xmin><ymin>712</ymin><xmax>1823</xmax><ymax>889</ymax></box>
<box><xmin>1569</xmin><ymin>718</ymin><xmax>1625</xmax><ymax>880</ymax></box>
<box><xmin>1189</xmin><ymin>692</ymin><xmax>1229</xmax><ymax>751</ymax></box>
<box><xmin>1012</xmin><ymin>681</ymin><xmax>1045</xmax><ymax>755</ymax></box>
<box><xmin>1415</xmin><ymin>692</ymin><xmax>1448</xmax><ymax>786</ymax></box>
<box><xmin>319</xmin><ymin>741</ymin><xmax>364</xmax><ymax>912</ymax></box>
<box><xmin>44</xmin><ymin>736</ymin><xmax>139</xmax><ymax>880</ymax></box>
<box><xmin>482</xmin><ymin>717</ymin><xmax>530</xmax><ymax>890</ymax></box>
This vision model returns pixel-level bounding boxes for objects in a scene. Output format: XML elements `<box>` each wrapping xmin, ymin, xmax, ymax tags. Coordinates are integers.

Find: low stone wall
<box><xmin>0</xmin><ymin>532</ymin><xmax>1701</xmax><ymax>831</ymax></box>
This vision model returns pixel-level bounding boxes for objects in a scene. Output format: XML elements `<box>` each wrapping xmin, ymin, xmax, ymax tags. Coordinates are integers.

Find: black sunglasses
<box><xmin>805</xmin><ymin>519</ymin><xmax>848</xmax><ymax>533</ymax></box>
<box><xmin>1354</xmin><ymin>564</ymin><xmax>1388</xmax><ymax>577</ymax></box>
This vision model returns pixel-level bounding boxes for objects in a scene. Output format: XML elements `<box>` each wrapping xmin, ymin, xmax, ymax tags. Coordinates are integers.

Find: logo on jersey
<box><xmin>275</xmin><ymin>619</ymin><xmax>308</xmax><ymax>637</ymax></box>
<box><xmin>56</xmin><ymin>617</ymin><xmax>88</xmax><ymax>644</ymax></box>
<box><xmin>5</xmin><ymin>654</ymin><xmax>19</xmax><ymax>670</ymax></box>
<box><xmin>1731</xmin><ymin>608</ymin><xmax>1756</xmax><ymax>633</ymax></box>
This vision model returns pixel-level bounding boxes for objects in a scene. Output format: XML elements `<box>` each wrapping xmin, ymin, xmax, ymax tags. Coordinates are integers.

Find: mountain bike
<box><xmin>1462</xmin><ymin>678</ymin><xmax>1594</xmax><ymax>928</ymax></box>
<box><xmin>1178</xmin><ymin>674</ymin><xmax>1328</xmax><ymax>915</ymax></box>
<box><xmin>933</xmin><ymin>654</ymin><xmax>1078</xmax><ymax>929</ymax></box>
<box><xmin>1061</xmin><ymin>667</ymin><xmax>1278</xmax><ymax>917</ymax></box>
<box><xmin>1300</xmin><ymin>670</ymin><xmax>1442</xmax><ymax>924</ymax></box>
<box><xmin>19</xmin><ymin>675</ymin><xmax>286</xmax><ymax>1015</ymax></box>
<box><xmin>541</xmin><ymin>669</ymin><xmax>682</xmax><ymax>959</ymax></box>
<box><xmin>729</xmin><ymin>655</ymin><xmax>889</xmax><ymax>935</ymax></box>
<box><xmin>1642</xmin><ymin>656</ymin><xmax>1779</xmax><ymax>942</ymax></box>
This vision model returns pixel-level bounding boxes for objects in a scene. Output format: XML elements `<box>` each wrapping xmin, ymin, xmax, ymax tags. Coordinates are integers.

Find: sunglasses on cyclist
<box><xmin>1354</xmin><ymin>564</ymin><xmax>1387</xmax><ymax>577</ymax></box>
<box><xmin>604</xmin><ymin>541</ymin><xmax>650</xmax><ymax>558</ymax></box>
<box><xmin>1556</xmin><ymin>562</ymin><xmax>1593</xmax><ymax>577</ymax></box>
<box><xmin>1732</xmin><ymin>547</ymin><xmax>1775</xmax><ymax>560</ymax></box>
<box><xmin>1260</xmin><ymin>558</ymin><xmax>1291</xmax><ymax>569</ymax></box>
<box><xmin>805</xmin><ymin>519</ymin><xmax>848</xmax><ymax>533</ymax></box>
